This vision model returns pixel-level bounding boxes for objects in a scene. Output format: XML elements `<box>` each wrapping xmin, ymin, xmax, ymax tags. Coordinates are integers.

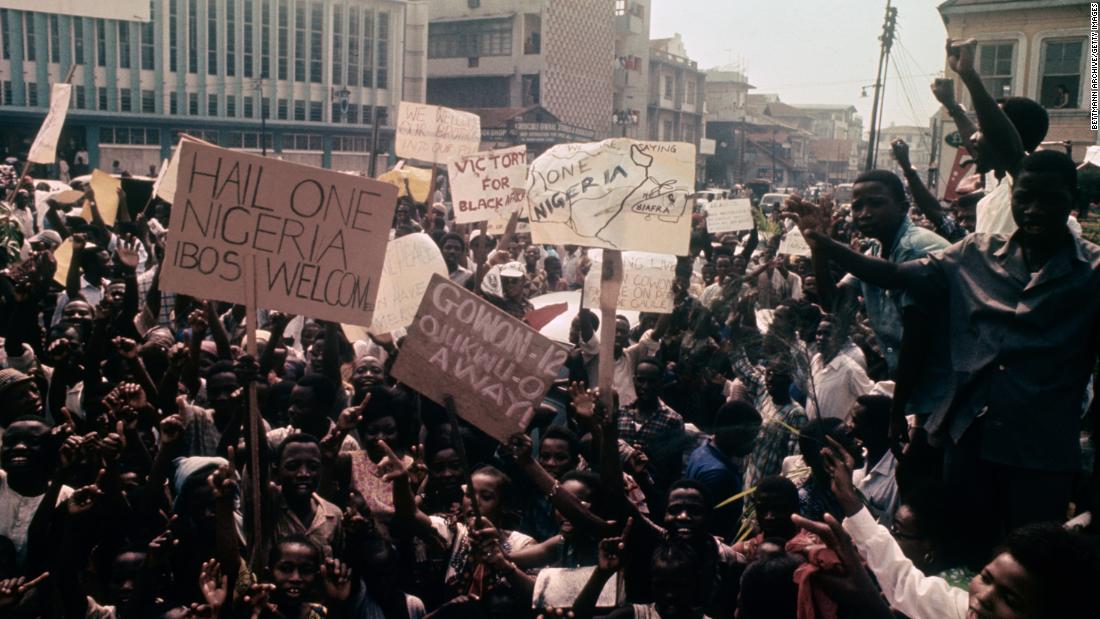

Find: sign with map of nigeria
<box><xmin>525</xmin><ymin>139</ymin><xmax>696</xmax><ymax>255</ymax></box>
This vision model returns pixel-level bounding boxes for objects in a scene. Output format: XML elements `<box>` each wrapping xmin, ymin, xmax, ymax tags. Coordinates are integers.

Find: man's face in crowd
<box><xmin>4</xmin><ymin>381</ymin><xmax>43</xmax><ymax>421</ymax></box>
<box><xmin>428</xmin><ymin>447</ymin><xmax>464</xmax><ymax>496</ymax></box>
<box><xmin>764</xmin><ymin>363</ymin><xmax>792</xmax><ymax>401</ymax></box>
<box><xmin>524</xmin><ymin>246</ymin><xmax>540</xmax><ymax>266</ymax></box>
<box><xmin>277</xmin><ymin>441</ymin><xmax>322</xmax><ymax>501</ymax></box>
<box><xmin>396</xmin><ymin>205</ymin><xmax>411</xmax><ymax>223</ymax></box>
<box><xmin>967</xmin><ymin>552</ymin><xmax>1038</xmax><ymax>619</ymax></box>
<box><xmin>47</xmin><ymin>324</ymin><xmax>85</xmax><ymax>365</ymax></box>
<box><xmin>731</xmin><ymin>255</ymin><xmax>748</xmax><ymax>277</ymax></box>
<box><xmin>954</xmin><ymin>199</ymin><xmax>978</xmax><ymax>233</ymax></box>
<box><xmin>715</xmin><ymin>257</ymin><xmax>732</xmax><ymax>281</ymax></box>
<box><xmin>351</xmin><ymin>357</ymin><xmax>384</xmax><ymax>393</ymax></box>
<box><xmin>63</xmin><ymin>300</ymin><xmax>94</xmax><ymax>324</ymax></box>
<box><xmin>701</xmin><ymin>262</ymin><xmax>716</xmax><ymax>284</ymax></box>
<box><xmin>470</xmin><ymin>472</ymin><xmax>503</xmax><ymax>520</ymax></box>
<box><xmin>1011</xmin><ymin>170</ymin><xmax>1074</xmax><ymax>245</ymax></box>
<box><xmin>108</xmin><ymin>551</ymin><xmax>146</xmax><ymax>607</ymax></box>
<box><xmin>441</xmin><ymin>239</ymin><xmax>465</xmax><ymax>270</ymax></box>
<box><xmin>105</xmin><ymin>282</ymin><xmax>126</xmax><ymax>306</ymax></box>
<box><xmin>544</xmin><ymin>257</ymin><xmax>562</xmax><ymax>279</ymax></box>
<box><xmin>652</xmin><ymin>560</ymin><xmax>703</xmax><ymax>619</ymax></box>
<box><xmin>614</xmin><ymin>318</ymin><xmax>632</xmax><ymax>351</ymax></box>
<box><xmin>633</xmin><ymin>362</ymin><xmax>661</xmax><ymax>404</ymax></box>
<box><xmin>891</xmin><ymin>503</ymin><xmax>934</xmax><ymax>569</ymax></box>
<box><xmin>206</xmin><ymin>371</ymin><xmax>240</xmax><ymax>416</ymax></box>
<box><xmin>554</xmin><ymin>478</ymin><xmax>592</xmax><ymax>539</ymax></box>
<box><xmin>664</xmin><ymin>487</ymin><xmax>708</xmax><ymax>542</ymax></box>
<box><xmin>851</xmin><ymin>181</ymin><xmax>905</xmax><ymax>243</ymax></box>
<box><xmin>299</xmin><ymin>323</ymin><xmax>321</xmax><ymax>352</ymax></box>
<box><xmin>803</xmin><ymin>275</ymin><xmax>818</xmax><ymax>298</ymax></box>
<box><xmin>846</xmin><ymin>401</ymin><xmax>883</xmax><ymax>452</ymax></box>
<box><xmin>501</xmin><ymin>275</ymin><xmax>524</xmax><ymax>301</ymax></box>
<box><xmin>288</xmin><ymin>385</ymin><xmax>324</xmax><ymax>430</ymax></box>
<box><xmin>307</xmin><ymin>340</ymin><xmax>325</xmax><ymax>374</ymax></box>
<box><xmin>754</xmin><ymin>490</ymin><xmax>798</xmax><ymax>540</ymax></box>
<box><xmin>538</xmin><ymin>437</ymin><xmax>576</xmax><ymax>480</ymax></box>
<box><xmin>1</xmin><ymin>420</ymin><xmax>50</xmax><ymax>474</ymax></box>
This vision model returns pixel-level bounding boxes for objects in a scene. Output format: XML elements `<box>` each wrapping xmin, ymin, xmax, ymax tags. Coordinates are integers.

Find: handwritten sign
<box><xmin>583</xmin><ymin>250</ymin><xmax>676</xmax><ymax>313</ymax></box>
<box><xmin>367</xmin><ymin>232</ymin><xmax>448</xmax><ymax>334</ymax></box>
<box><xmin>27</xmin><ymin>83</ymin><xmax>72</xmax><ymax>164</ymax></box>
<box><xmin>161</xmin><ymin>141</ymin><xmax>397</xmax><ymax>325</ymax></box>
<box><xmin>391</xmin><ymin>274</ymin><xmax>570</xmax><ymax>442</ymax></box>
<box><xmin>448</xmin><ymin>145</ymin><xmax>527</xmax><ymax>224</ymax></box>
<box><xmin>155</xmin><ymin>134</ymin><xmax>218</xmax><ymax>204</ymax></box>
<box><xmin>778</xmin><ymin>226</ymin><xmax>812</xmax><ymax>257</ymax></box>
<box><xmin>526</xmin><ymin>138</ymin><xmax>695</xmax><ymax>255</ymax></box>
<box><xmin>706</xmin><ymin>198</ymin><xmax>754</xmax><ymax>234</ymax></box>
<box><xmin>395</xmin><ymin>102</ymin><xmax>481</xmax><ymax>165</ymax></box>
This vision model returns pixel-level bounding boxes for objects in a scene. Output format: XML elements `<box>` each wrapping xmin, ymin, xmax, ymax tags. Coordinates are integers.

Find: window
<box><xmin>309</xmin><ymin>100</ymin><xmax>322</xmax><ymax>121</ymax></box>
<box><xmin>1040</xmin><ymin>39</ymin><xmax>1084</xmax><ymax>109</ymax></box>
<box><xmin>332</xmin><ymin>136</ymin><xmax>370</xmax><ymax>152</ymax></box>
<box><xmin>277</xmin><ymin>97</ymin><xmax>288</xmax><ymax>119</ymax></box>
<box><xmin>244</xmin><ymin>0</ymin><xmax>253</xmax><ymax>77</ymax></box>
<box><xmin>23</xmin><ymin>13</ymin><xmax>34</xmax><ymax>61</ymax></box>
<box><xmin>244</xmin><ymin>95</ymin><xmax>253</xmax><ymax>118</ymax></box>
<box><xmin>686</xmin><ymin>79</ymin><xmax>696</xmax><ymax>104</ymax></box>
<box><xmin>188</xmin><ymin>92</ymin><xmax>199</xmax><ymax>115</ymax></box>
<box><xmin>428</xmin><ymin>18</ymin><xmax>511</xmax><ymax>59</ymax></box>
<box><xmin>284</xmin><ymin>133</ymin><xmax>322</xmax><ymax>150</ymax></box>
<box><xmin>332</xmin><ymin>7</ymin><xmax>343</xmax><ymax>84</ymax></box>
<box><xmin>169</xmin><ymin>1</ymin><xmax>177</xmax><ymax>70</ymax></box>
<box><xmin>261</xmin><ymin>0</ymin><xmax>270</xmax><ymax>78</ymax></box>
<box><xmin>523</xmin><ymin>13</ymin><xmax>540</xmax><ymax>54</ymax></box>
<box><xmin>362</xmin><ymin>11</ymin><xmax>372</xmax><ymax>86</ymax></box>
<box><xmin>376</xmin><ymin>12</ymin><xmax>388</xmax><ymax>88</ymax></box>
<box><xmin>522</xmin><ymin>74</ymin><xmax>539</xmax><ymax>105</ymax></box>
<box><xmin>27</xmin><ymin>82</ymin><xmax>38</xmax><ymax>107</ymax></box>
<box><xmin>188</xmin><ymin>0</ymin><xmax>198</xmax><ymax>73</ymax></box>
<box><xmin>360</xmin><ymin>104</ymin><xmax>372</xmax><ymax>125</ymax></box>
<box><xmin>120</xmin><ymin>88</ymin><xmax>132</xmax><ymax>112</ymax></box>
<box><xmin>99</xmin><ymin>87</ymin><xmax>109</xmax><ymax>110</ymax></box>
<box><xmin>614</xmin><ymin>0</ymin><xmax>626</xmax><ymax>17</ymax></box>
<box><xmin>99</xmin><ymin>127</ymin><xmax>161</xmax><ymax>145</ymax></box>
<box><xmin>295</xmin><ymin>3</ymin><xmax>306</xmax><ymax>81</ymax></box>
<box><xmin>1</xmin><ymin>10</ymin><xmax>9</xmax><ymax>59</ymax></box>
<box><xmin>3</xmin><ymin>81</ymin><xmax>13</xmax><ymax>105</ymax></box>
<box><xmin>664</xmin><ymin>76</ymin><xmax>672</xmax><ymax>98</ymax></box>
<box><xmin>344</xmin><ymin>103</ymin><xmax>358</xmax><ymax>123</ymax></box>
<box><xmin>141</xmin><ymin>1</ymin><xmax>155</xmax><ymax>70</ymax></box>
<box><xmin>294</xmin><ymin>100</ymin><xmax>305</xmax><ymax>120</ymax></box>
<box><xmin>208</xmin><ymin>0</ymin><xmax>217</xmax><ymax>74</ymax></box>
<box><xmin>227</xmin><ymin>131</ymin><xmax>271</xmax><ymax>149</ymax></box>
<box><xmin>347</xmin><ymin>6</ymin><xmax>359</xmax><ymax>86</ymax></box>
<box><xmin>226</xmin><ymin>0</ymin><xmax>236</xmax><ymax>76</ymax></box>
<box><xmin>73</xmin><ymin>17</ymin><xmax>84</xmax><ymax>64</ymax></box>
<box><xmin>208</xmin><ymin>93</ymin><xmax>218</xmax><ymax>115</ymax></box>
<box><xmin>309</xmin><ymin>1</ymin><xmax>322</xmax><ymax>83</ymax></box>
<box><xmin>376</xmin><ymin>106</ymin><xmax>388</xmax><ymax>126</ymax></box>
<box><xmin>978</xmin><ymin>42</ymin><xmax>1015</xmax><ymax>98</ymax></box>
<box><xmin>468</xmin><ymin>0</ymin><xmax>480</xmax><ymax>7</ymax></box>
<box><xmin>75</xmin><ymin>85</ymin><xmax>86</xmax><ymax>109</ymax></box>
<box><xmin>119</xmin><ymin>22</ymin><xmax>131</xmax><ymax>68</ymax></box>
<box><xmin>96</xmin><ymin>19</ymin><xmax>107</xmax><ymax>66</ymax></box>
<box><xmin>278</xmin><ymin>0</ymin><xmax>288</xmax><ymax>79</ymax></box>
<box><xmin>49</xmin><ymin>15</ymin><xmax>59</xmax><ymax>62</ymax></box>
<box><xmin>170</xmin><ymin>91</ymin><xmax>179</xmax><ymax>114</ymax></box>
<box><xmin>261</xmin><ymin>97</ymin><xmax>270</xmax><ymax>119</ymax></box>
<box><xmin>142</xmin><ymin>89</ymin><xmax>155</xmax><ymax>113</ymax></box>
<box><xmin>226</xmin><ymin>94</ymin><xmax>236</xmax><ymax>117</ymax></box>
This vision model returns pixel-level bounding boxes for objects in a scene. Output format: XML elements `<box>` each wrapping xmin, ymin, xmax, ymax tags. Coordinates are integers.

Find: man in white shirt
<box><xmin>846</xmin><ymin>394</ymin><xmax>899</xmax><ymax>526</ymax></box>
<box><xmin>806</xmin><ymin>320</ymin><xmax>875</xmax><ymax>420</ymax></box>
<box><xmin>572</xmin><ymin>314</ymin><xmax>663</xmax><ymax>407</ymax></box>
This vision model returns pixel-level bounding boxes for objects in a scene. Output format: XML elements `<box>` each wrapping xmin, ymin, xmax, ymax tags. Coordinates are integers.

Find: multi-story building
<box><xmin>612</xmin><ymin>0</ymin><xmax>648</xmax><ymax>140</ymax></box>
<box><xmin>933</xmin><ymin>0</ymin><xmax>1097</xmax><ymax>193</ymax></box>
<box><xmin>702</xmin><ymin>67</ymin><xmax>753</xmax><ymax>186</ymax></box>
<box><xmin>0</xmin><ymin>0</ymin><xmax>427</xmax><ymax>174</ymax></box>
<box><xmin>647</xmin><ymin>34</ymin><xmax>705</xmax><ymax>182</ymax></box>
<box><xmin>424</xmin><ymin>0</ymin><xmax>613</xmax><ymax>141</ymax></box>
<box><xmin>795</xmin><ymin>104</ymin><xmax>864</xmax><ymax>182</ymax></box>
<box><xmin>873</xmin><ymin>123</ymin><xmax>933</xmax><ymax>172</ymax></box>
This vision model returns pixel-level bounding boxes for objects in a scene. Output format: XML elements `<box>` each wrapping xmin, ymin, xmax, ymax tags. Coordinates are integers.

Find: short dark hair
<box><xmin>669</xmin><ymin>478</ymin><xmax>714</xmax><ymax>510</ymax></box>
<box><xmin>205</xmin><ymin>360</ymin><xmax>236</xmax><ymax>380</ymax></box>
<box><xmin>854</xmin><ymin>169</ymin><xmax>908</xmax><ymax>205</ymax></box>
<box><xmin>540</xmin><ymin>425</ymin><xmax>581</xmax><ymax>461</ymax></box>
<box><xmin>738</xmin><ymin>552</ymin><xmax>803</xmax><ymax>619</ymax></box>
<box><xmin>270</xmin><ymin>534</ymin><xmax>322</xmax><ymax>566</ymax></box>
<box><xmin>295</xmin><ymin>374</ymin><xmax>339</xmax><ymax>416</ymax></box>
<box><xmin>275</xmin><ymin>432</ymin><xmax>321</xmax><ymax>463</ymax></box>
<box><xmin>854</xmin><ymin>394</ymin><xmax>893</xmax><ymax>425</ymax></box>
<box><xmin>754</xmin><ymin>475</ymin><xmax>798</xmax><ymax>511</ymax></box>
<box><xmin>1019</xmin><ymin>149</ymin><xmax>1078</xmax><ymax>196</ymax></box>
<box><xmin>799</xmin><ymin>417</ymin><xmax>846</xmax><ymax>476</ymax></box>
<box><xmin>472</xmin><ymin>464</ymin><xmax>512</xmax><ymax>503</ymax></box>
<box><xmin>713</xmin><ymin>400</ymin><xmax>762</xmax><ymax>430</ymax></box>
<box><xmin>1001</xmin><ymin>96</ymin><xmax>1049</xmax><ymax>152</ymax></box>
<box><xmin>440</xmin><ymin>232</ymin><xmax>465</xmax><ymax>249</ymax></box>
<box><xmin>998</xmin><ymin>522</ymin><xmax>1100</xmax><ymax>617</ymax></box>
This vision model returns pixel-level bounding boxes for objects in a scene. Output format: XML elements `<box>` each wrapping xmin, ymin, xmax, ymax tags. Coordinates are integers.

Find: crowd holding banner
<box><xmin>0</xmin><ymin>36</ymin><xmax>1098</xmax><ymax>619</ymax></box>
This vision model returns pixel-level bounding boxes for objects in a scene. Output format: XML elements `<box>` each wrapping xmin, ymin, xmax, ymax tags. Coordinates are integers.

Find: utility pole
<box><xmin>865</xmin><ymin>1</ymin><xmax>897</xmax><ymax>171</ymax></box>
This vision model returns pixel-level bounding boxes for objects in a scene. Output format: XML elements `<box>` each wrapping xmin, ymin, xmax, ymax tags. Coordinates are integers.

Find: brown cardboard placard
<box><xmin>391</xmin><ymin>274</ymin><xmax>570</xmax><ymax>442</ymax></box>
<box><xmin>161</xmin><ymin>141</ymin><xmax>397</xmax><ymax>325</ymax></box>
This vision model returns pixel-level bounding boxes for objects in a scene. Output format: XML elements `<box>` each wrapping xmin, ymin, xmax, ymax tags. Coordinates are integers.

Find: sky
<box><xmin>649</xmin><ymin>0</ymin><xmax>950</xmax><ymax>133</ymax></box>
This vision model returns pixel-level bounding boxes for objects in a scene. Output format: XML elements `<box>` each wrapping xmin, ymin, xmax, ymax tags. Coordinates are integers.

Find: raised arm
<box><xmin>931</xmin><ymin>77</ymin><xmax>979</xmax><ymax>160</ymax></box>
<box><xmin>892</xmin><ymin>139</ymin><xmax>948</xmax><ymax>227</ymax></box>
<box><xmin>949</xmin><ymin>39</ymin><xmax>1026</xmax><ymax>176</ymax></box>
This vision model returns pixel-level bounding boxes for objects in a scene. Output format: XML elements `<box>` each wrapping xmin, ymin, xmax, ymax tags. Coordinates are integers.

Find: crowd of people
<box><xmin>0</xmin><ymin>38</ymin><xmax>1098</xmax><ymax>619</ymax></box>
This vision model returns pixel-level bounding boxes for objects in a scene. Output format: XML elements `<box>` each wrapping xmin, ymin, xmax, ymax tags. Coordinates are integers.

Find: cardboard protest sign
<box><xmin>51</xmin><ymin>237</ymin><xmax>74</xmax><ymax>286</ymax></box>
<box><xmin>395</xmin><ymin>102</ymin><xmax>481</xmax><ymax>165</ymax></box>
<box><xmin>156</xmin><ymin>134</ymin><xmax>218</xmax><ymax>203</ymax></box>
<box><xmin>582</xmin><ymin>249</ymin><xmax>676</xmax><ymax>313</ymax></box>
<box><xmin>448</xmin><ymin>145</ymin><xmax>527</xmax><ymax>224</ymax></box>
<box><xmin>391</xmin><ymin>274</ymin><xmax>570</xmax><ymax>442</ymax></box>
<box><xmin>532</xmin><ymin>567</ymin><xmax>623</xmax><ymax>610</ymax></box>
<box><xmin>706</xmin><ymin>198</ymin><xmax>755</xmax><ymax>234</ymax></box>
<box><xmin>27</xmin><ymin>84</ymin><xmax>72</xmax><ymax>164</ymax></box>
<box><xmin>778</xmin><ymin>226</ymin><xmax>812</xmax><ymax>257</ymax></box>
<box><xmin>161</xmin><ymin>141</ymin><xmax>397</xmax><ymax>325</ymax></box>
<box><xmin>83</xmin><ymin>170</ymin><xmax>121</xmax><ymax>226</ymax></box>
<box><xmin>377</xmin><ymin>165</ymin><xmax>434</xmax><ymax>203</ymax></box>
<box><xmin>526</xmin><ymin>139</ymin><xmax>695</xmax><ymax>255</ymax></box>
<box><xmin>367</xmin><ymin>232</ymin><xmax>448</xmax><ymax>334</ymax></box>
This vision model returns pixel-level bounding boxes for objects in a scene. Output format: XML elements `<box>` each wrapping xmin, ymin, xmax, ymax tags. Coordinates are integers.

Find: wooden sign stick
<box><xmin>6</xmin><ymin>65</ymin><xmax>79</xmax><ymax>202</ymax></box>
<box><xmin>597</xmin><ymin>250</ymin><xmax>623</xmax><ymax>416</ymax></box>
<box><xmin>243</xmin><ymin>255</ymin><xmax>265</xmax><ymax>571</ymax></box>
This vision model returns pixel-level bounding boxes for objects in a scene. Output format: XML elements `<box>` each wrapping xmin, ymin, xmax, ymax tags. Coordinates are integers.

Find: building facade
<box><xmin>933</xmin><ymin>0</ymin><xmax>1098</xmax><ymax>192</ymax></box>
<box><xmin>0</xmin><ymin>0</ymin><xmax>427</xmax><ymax>174</ymax></box>
<box><xmin>612</xmin><ymin>0</ymin><xmax>648</xmax><ymax>139</ymax></box>
<box><xmin>873</xmin><ymin>123</ymin><xmax>933</xmax><ymax>172</ymax></box>
<box><xmin>424</xmin><ymin>0</ymin><xmax>613</xmax><ymax>140</ymax></box>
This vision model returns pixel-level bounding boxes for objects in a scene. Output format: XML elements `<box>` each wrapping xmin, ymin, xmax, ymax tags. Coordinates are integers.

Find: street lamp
<box><xmin>253</xmin><ymin>79</ymin><xmax>268</xmax><ymax>157</ymax></box>
<box><xmin>336</xmin><ymin>87</ymin><xmax>351</xmax><ymax>123</ymax></box>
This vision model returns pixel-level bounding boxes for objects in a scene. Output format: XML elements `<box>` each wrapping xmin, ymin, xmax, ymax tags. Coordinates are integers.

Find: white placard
<box><xmin>706</xmin><ymin>199</ymin><xmax>754</xmax><ymax>234</ymax></box>
<box><xmin>778</xmin><ymin>226</ymin><xmax>812</xmax><ymax>257</ymax></box>
<box><xmin>27</xmin><ymin>84</ymin><xmax>72</xmax><ymax>164</ymax></box>
<box><xmin>448</xmin><ymin>145</ymin><xmax>527</xmax><ymax>224</ymax></box>
<box><xmin>583</xmin><ymin>250</ymin><xmax>676</xmax><ymax>313</ymax></box>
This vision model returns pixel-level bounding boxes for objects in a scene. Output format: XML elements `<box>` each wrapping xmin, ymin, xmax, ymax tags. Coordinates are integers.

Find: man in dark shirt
<box><xmin>797</xmin><ymin>149</ymin><xmax>1099</xmax><ymax>560</ymax></box>
<box><xmin>684</xmin><ymin>400</ymin><xmax>761</xmax><ymax>539</ymax></box>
